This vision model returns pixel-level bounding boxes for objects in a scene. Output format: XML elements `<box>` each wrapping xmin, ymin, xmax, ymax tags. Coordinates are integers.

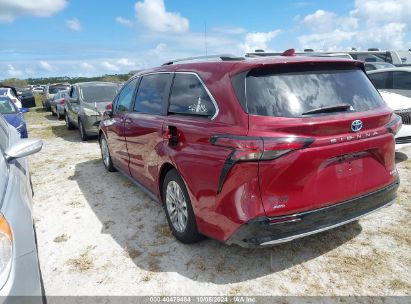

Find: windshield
<box><xmin>245</xmin><ymin>67</ymin><xmax>384</xmax><ymax>117</ymax></box>
<box><xmin>49</xmin><ymin>85</ymin><xmax>70</xmax><ymax>94</ymax></box>
<box><xmin>0</xmin><ymin>98</ymin><xmax>18</xmax><ymax>114</ymax></box>
<box><xmin>80</xmin><ymin>84</ymin><xmax>118</xmax><ymax>103</ymax></box>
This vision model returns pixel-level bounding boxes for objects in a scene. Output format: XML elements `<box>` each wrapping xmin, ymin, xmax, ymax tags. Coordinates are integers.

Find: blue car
<box><xmin>0</xmin><ymin>96</ymin><xmax>28</xmax><ymax>138</ymax></box>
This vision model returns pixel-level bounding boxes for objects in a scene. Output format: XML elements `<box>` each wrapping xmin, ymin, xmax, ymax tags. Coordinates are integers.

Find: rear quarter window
<box><xmin>245</xmin><ymin>67</ymin><xmax>385</xmax><ymax>118</ymax></box>
<box><xmin>168</xmin><ymin>73</ymin><xmax>216</xmax><ymax>118</ymax></box>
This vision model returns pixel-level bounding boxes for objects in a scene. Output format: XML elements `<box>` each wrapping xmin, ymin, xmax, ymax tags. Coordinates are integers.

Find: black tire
<box><xmin>65</xmin><ymin>112</ymin><xmax>74</xmax><ymax>130</ymax></box>
<box><xmin>100</xmin><ymin>135</ymin><xmax>116</xmax><ymax>172</ymax></box>
<box><xmin>78</xmin><ymin>119</ymin><xmax>89</xmax><ymax>141</ymax></box>
<box><xmin>162</xmin><ymin>169</ymin><xmax>203</xmax><ymax>244</ymax></box>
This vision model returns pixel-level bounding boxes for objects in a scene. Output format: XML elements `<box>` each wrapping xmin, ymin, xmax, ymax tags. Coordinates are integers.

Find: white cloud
<box><xmin>298</xmin><ymin>0</ymin><xmax>411</xmax><ymax>50</ymax></box>
<box><xmin>0</xmin><ymin>0</ymin><xmax>67</xmax><ymax>23</ymax></box>
<box><xmin>101</xmin><ymin>61</ymin><xmax>120</xmax><ymax>72</ymax></box>
<box><xmin>66</xmin><ymin>18</ymin><xmax>81</xmax><ymax>31</ymax></box>
<box><xmin>135</xmin><ymin>0</ymin><xmax>189</xmax><ymax>33</ymax></box>
<box><xmin>6</xmin><ymin>64</ymin><xmax>23</xmax><ymax>78</ymax></box>
<box><xmin>115</xmin><ymin>16</ymin><xmax>133</xmax><ymax>27</ymax></box>
<box><xmin>302</xmin><ymin>10</ymin><xmax>357</xmax><ymax>33</ymax></box>
<box><xmin>241</xmin><ymin>30</ymin><xmax>282</xmax><ymax>52</ymax></box>
<box><xmin>80</xmin><ymin>62</ymin><xmax>94</xmax><ymax>70</ymax></box>
<box><xmin>298</xmin><ymin>30</ymin><xmax>355</xmax><ymax>51</ymax></box>
<box><xmin>116</xmin><ymin>58</ymin><xmax>136</xmax><ymax>67</ymax></box>
<box><xmin>212</xmin><ymin>26</ymin><xmax>246</xmax><ymax>35</ymax></box>
<box><xmin>39</xmin><ymin>61</ymin><xmax>53</xmax><ymax>71</ymax></box>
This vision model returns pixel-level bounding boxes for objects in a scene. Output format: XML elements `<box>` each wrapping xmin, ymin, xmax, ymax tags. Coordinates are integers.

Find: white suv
<box><xmin>0</xmin><ymin>87</ymin><xmax>22</xmax><ymax>108</ymax></box>
<box><xmin>379</xmin><ymin>91</ymin><xmax>411</xmax><ymax>152</ymax></box>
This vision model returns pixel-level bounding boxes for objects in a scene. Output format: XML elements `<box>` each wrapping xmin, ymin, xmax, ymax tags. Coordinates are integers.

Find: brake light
<box><xmin>59</xmin><ymin>99</ymin><xmax>65</xmax><ymax>105</ymax></box>
<box><xmin>106</xmin><ymin>103</ymin><xmax>113</xmax><ymax>111</ymax></box>
<box><xmin>210</xmin><ymin>135</ymin><xmax>314</xmax><ymax>193</ymax></box>
<box><xmin>385</xmin><ymin>114</ymin><xmax>402</xmax><ymax>136</ymax></box>
<box><xmin>210</xmin><ymin>135</ymin><xmax>313</xmax><ymax>162</ymax></box>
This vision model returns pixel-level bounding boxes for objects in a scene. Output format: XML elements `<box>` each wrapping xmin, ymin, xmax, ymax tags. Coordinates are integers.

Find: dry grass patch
<box><xmin>54</xmin><ymin>234</ymin><xmax>69</xmax><ymax>243</ymax></box>
<box><xmin>67</xmin><ymin>247</ymin><xmax>95</xmax><ymax>272</ymax></box>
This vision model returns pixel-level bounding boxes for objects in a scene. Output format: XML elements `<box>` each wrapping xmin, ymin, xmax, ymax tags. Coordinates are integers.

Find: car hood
<box><xmin>379</xmin><ymin>90</ymin><xmax>411</xmax><ymax>110</ymax></box>
<box><xmin>3</xmin><ymin>113</ymin><xmax>24</xmax><ymax>128</ymax></box>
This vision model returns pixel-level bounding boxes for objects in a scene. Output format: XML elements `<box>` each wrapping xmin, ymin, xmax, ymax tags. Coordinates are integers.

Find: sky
<box><xmin>1</xmin><ymin>0</ymin><xmax>411</xmax><ymax>80</ymax></box>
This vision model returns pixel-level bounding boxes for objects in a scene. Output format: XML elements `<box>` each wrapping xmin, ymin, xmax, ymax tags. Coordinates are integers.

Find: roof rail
<box><xmin>162</xmin><ymin>54</ymin><xmax>245</xmax><ymax>66</ymax></box>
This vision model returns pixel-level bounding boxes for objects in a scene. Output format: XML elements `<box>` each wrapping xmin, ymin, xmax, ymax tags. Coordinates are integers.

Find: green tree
<box><xmin>1</xmin><ymin>78</ymin><xmax>28</xmax><ymax>89</ymax></box>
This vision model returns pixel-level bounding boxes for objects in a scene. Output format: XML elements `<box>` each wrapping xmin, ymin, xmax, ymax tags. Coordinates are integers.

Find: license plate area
<box><xmin>335</xmin><ymin>152</ymin><xmax>364</xmax><ymax>177</ymax></box>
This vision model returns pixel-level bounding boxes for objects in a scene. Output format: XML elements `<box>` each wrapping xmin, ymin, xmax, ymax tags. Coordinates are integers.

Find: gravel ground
<box><xmin>25</xmin><ymin>108</ymin><xmax>411</xmax><ymax>296</ymax></box>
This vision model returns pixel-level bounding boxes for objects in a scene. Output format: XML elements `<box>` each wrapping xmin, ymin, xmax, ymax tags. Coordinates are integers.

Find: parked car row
<box><xmin>0</xmin><ymin>51</ymin><xmax>406</xmax><ymax>299</ymax></box>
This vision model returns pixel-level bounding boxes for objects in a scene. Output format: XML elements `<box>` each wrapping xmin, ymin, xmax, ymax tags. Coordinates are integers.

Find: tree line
<box><xmin>1</xmin><ymin>74</ymin><xmax>132</xmax><ymax>89</ymax></box>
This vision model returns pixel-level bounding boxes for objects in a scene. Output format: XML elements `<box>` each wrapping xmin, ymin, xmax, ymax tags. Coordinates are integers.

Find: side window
<box><xmin>69</xmin><ymin>87</ymin><xmax>78</xmax><ymax>99</ymax></box>
<box><xmin>393</xmin><ymin>72</ymin><xmax>411</xmax><ymax>90</ymax></box>
<box><xmin>133</xmin><ymin>74</ymin><xmax>171</xmax><ymax>114</ymax></box>
<box><xmin>368</xmin><ymin>72</ymin><xmax>391</xmax><ymax>89</ymax></box>
<box><xmin>116</xmin><ymin>78</ymin><xmax>138</xmax><ymax>112</ymax></box>
<box><xmin>169</xmin><ymin>73</ymin><xmax>216</xmax><ymax>118</ymax></box>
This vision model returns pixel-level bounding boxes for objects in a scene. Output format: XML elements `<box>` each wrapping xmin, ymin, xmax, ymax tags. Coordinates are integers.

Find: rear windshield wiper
<box><xmin>301</xmin><ymin>104</ymin><xmax>352</xmax><ymax>115</ymax></box>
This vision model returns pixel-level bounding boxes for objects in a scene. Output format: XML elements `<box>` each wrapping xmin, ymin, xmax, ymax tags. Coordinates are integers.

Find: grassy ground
<box><xmin>34</xmin><ymin>94</ymin><xmax>42</xmax><ymax>107</ymax></box>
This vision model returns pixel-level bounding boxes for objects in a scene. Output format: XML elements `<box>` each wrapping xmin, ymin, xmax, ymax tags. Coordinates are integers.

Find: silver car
<box><xmin>0</xmin><ymin>115</ymin><xmax>43</xmax><ymax>299</ymax></box>
<box><xmin>50</xmin><ymin>90</ymin><xmax>69</xmax><ymax>120</ymax></box>
<box><xmin>64</xmin><ymin>82</ymin><xmax>119</xmax><ymax>141</ymax></box>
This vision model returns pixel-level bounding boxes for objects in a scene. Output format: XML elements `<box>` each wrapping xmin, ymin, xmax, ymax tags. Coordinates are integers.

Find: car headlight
<box><xmin>83</xmin><ymin>108</ymin><xmax>100</xmax><ymax>116</ymax></box>
<box><xmin>0</xmin><ymin>214</ymin><xmax>12</xmax><ymax>289</ymax></box>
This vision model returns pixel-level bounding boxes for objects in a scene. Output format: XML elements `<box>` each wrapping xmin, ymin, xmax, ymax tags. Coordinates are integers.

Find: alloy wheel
<box><xmin>101</xmin><ymin>138</ymin><xmax>110</xmax><ymax>168</ymax></box>
<box><xmin>166</xmin><ymin>181</ymin><xmax>188</xmax><ymax>233</ymax></box>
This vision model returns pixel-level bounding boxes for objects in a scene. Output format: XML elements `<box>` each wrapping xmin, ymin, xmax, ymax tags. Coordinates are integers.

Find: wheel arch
<box><xmin>158</xmin><ymin>162</ymin><xmax>177</xmax><ymax>203</ymax></box>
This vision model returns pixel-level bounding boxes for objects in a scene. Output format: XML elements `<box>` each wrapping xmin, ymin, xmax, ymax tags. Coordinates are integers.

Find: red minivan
<box><xmin>99</xmin><ymin>53</ymin><xmax>401</xmax><ymax>247</ymax></box>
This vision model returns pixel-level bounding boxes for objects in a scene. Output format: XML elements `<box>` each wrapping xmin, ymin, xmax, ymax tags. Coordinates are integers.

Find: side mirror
<box><xmin>104</xmin><ymin>103</ymin><xmax>113</xmax><ymax>118</ymax></box>
<box><xmin>4</xmin><ymin>138</ymin><xmax>43</xmax><ymax>162</ymax></box>
<box><xmin>20</xmin><ymin>107</ymin><xmax>30</xmax><ymax>113</ymax></box>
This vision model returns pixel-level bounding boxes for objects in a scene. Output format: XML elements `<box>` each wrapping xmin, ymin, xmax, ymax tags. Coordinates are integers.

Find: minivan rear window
<box><xmin>49</xmin><ymin>85</ymin><xmax>70</xmax><ymax>94</ymax></box>
<box><xmin>245</xmin><ymin>67</ymin><xmax>384</xmax><ymax>117</ymax></box>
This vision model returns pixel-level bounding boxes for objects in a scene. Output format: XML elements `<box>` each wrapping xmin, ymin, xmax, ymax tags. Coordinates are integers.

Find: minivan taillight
<box><xmin>385</xmin><ymin>115</ymin><xmax>402</xmax><ymax>136</ymax></box>
<box><xmin>210</xmin><ymin>135</ymin><xmax>314</xmax><ymax>192</ymax></box>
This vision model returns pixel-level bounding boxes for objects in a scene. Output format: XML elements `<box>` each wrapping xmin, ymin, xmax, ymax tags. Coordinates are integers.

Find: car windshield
<box><xmin>245</xmin><ymin>66</ymin><xmax>384</xmax><ymax>117</ymax></box>
<box><xmin>0</xmin><ymin>89</ymin><xmax>8</xmax><ymax>96</ymax></box>
<box><xmin>49</xmin><ymin>85</ymin><xmax>70</xmax><ymax>94</ymax></box>
<box><xmin>80</xmin><ymin>84</ymin><xmax>118</xmax><ymax>103</ymax></box>
<box><xmin>0</xmin><ymin>98</ymin><xmax>18</xmax><ymax>114</ymax></box>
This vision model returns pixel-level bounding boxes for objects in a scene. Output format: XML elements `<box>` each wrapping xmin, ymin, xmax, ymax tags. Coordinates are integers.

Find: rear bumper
<box><xmin>226</xmin><ymin>180</ymin><xmax>399</xmax><ymax>247</ymax></box>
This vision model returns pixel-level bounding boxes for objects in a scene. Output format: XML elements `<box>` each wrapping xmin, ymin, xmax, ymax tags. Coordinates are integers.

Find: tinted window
<box><xmin>0</xmin><ymin>89</ymin><xmax>7</xmax><ymax>96</ymax></box>
<box><xmin>393</xmin><ymin>72</ymin><xmax>411</xmax><ymax>90</ymax></box>
<box><xmin>169</xmin><ymin>73</ymin><xmax>216</xmax><ymax>118</ymax></box>
<box><xmin>70</xmin><ymin>87</ymin><xmax>78</xmax><ymax>99</ymax></box>
<box><xmin>115</xmin><ymin>78</ymin><xmax>138</xmax><ymax>112</ymax></box>
<box><xmin>0</xmin><ymin>98</ymin><xmax>18</xmax><ymax>114</ymax></box>
<box><xmin>49</xmin><ymin>85</ymin><xmax>70</xmax><ymax>94</ymax></box>
<box><xmin>134</xmin><ymin>74</ymin><xmax>170</xmax><ymax>114</ymax></box>
<box><xmin>246</xmin><ymin>67</ymin><xmax>384</xmax><ymax>118</ymax></box>
<box><xmin>368</xmin><ymin>72</ymin><xmax>391</xmax><ymax>89</ymax></box>
<box><xmin>80</xmin><ymin>84</ymin><xmax>118</xmax><ymax>103</ymax></box>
